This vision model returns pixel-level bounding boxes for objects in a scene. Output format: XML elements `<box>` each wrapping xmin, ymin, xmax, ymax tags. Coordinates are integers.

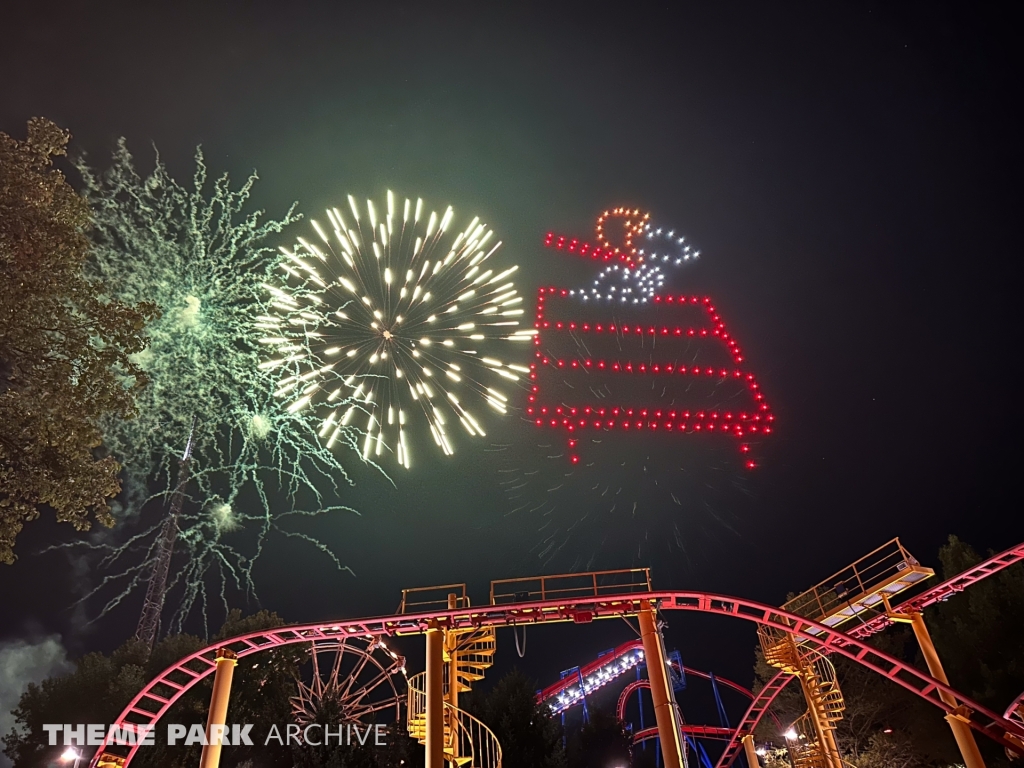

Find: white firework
<box><xmin>260</xmin><ymin>192</ymin><xmax>536</xmax><ymax>468</ymax></box>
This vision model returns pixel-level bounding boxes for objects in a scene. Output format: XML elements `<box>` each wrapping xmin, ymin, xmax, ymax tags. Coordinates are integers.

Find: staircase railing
<box><xmin>810</xmin><ymin>655</ymin><xmax>845</xmax><ymax>725</ymax></box>
<box><xmin>786</xmin><ymin>712</ymin><xmax>827</xmax><ymax>768</ymax></box>
<box><xmin>407</xmin><ymin>672</ymin><xmax>502</xmax><ymax>768</ymax></box>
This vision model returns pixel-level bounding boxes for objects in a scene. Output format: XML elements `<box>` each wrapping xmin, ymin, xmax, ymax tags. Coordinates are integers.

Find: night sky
<box><xmin>2</xmin><ymin>0</ymin><xmax>1022</xmax><ymax>727</ymax></box>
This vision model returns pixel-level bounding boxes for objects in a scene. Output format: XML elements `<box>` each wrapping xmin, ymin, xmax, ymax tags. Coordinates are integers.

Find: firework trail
<box><xmin>46</xmin><ymin>142</ymin><xmax>364</xmax><ymax>637</ymax></box>
<box><xmin>260</xmin><ymin>191</ymin><xmax>536</xmax><ymax>468</ymax></box>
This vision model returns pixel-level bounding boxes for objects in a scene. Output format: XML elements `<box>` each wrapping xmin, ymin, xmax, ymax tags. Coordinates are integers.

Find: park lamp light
<box><xmin>60</xmin><ymin>748</ymin><xmax>82</xmax><ymax>768</ymax></box>
<box><xmin>784</xmin><ymin>727</ymin><xmax>798</xmax><ymax>741</ymax></box>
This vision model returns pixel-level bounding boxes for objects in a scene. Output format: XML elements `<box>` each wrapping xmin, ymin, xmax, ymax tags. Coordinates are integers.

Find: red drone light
<box><xmin>529</xmin><ymin>287</ymin><xmax>773</xmax><ymax>464</ymax></box>
<box><xmin>534</xmin><ymin>211</ymin><xmax>773</xmax><ymax>466</ymax></box>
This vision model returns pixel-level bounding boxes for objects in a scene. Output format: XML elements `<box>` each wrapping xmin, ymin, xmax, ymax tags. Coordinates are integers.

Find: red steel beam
<box><xmin>1007</xmin><ymin>689</ymin><xmax>1024</xmax><ymax>726</ymax></box>
<box><xmin>634</xmin><ymin>725</ymin><xmax>735</xmax><ymax>743</ymax></box>
<box><xmin>851</xmin><ymin>541</ymin><xmax>1024</xmax><ymax>639</ymax></box>
<box><xmin>88</xmin><ymin>588</ymin><xmax>1024</xmax><ymax>767</ymax></box>
<box><xmin>714</xmin><ymin>670</ymin><xmax>794</xmax><ymax>768</ymax></box>
<box><xmin>538</xmin><ymin>638</ymin><xmax>757</xmax><ymax>711</ymax></box>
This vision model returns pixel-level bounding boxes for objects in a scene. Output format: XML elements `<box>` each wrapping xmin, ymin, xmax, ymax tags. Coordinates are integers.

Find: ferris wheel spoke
<box><xmin>291</xmin><ymin>636</ymin><xmax>405</xmax><ymax>729</ymax></box>
<box><xmin>339</xmin><ymin>650</ymin><xmax>375</xmax><ymax>698</ymax></box>
<box><xmin>344</xmin><ymin>669</ymin><xmax>394</xmax><ymax>705</ymax></box>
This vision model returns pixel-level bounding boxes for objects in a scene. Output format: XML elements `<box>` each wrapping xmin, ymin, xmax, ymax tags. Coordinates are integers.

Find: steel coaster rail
<box><xmin>539</xmin><ymin>639</ymin><xmax>645</xmax><ymax>704</ymax></box>
<box><xmin>538</xmin><ymin>638</ymin><xmax>758</xmax><ymax>708</ymax></box>
<box><xmin>618</xmin><ymin>679</ymin><xmax>652</xmax><ymax>722</ymax></box>
<box><xmin>1007</xmin><ymin>690</ymin><xmax>1024</xmax><ymax>761</ymax></box>
<box><xmin>536</xmin><ymin>637</ymin><xmax>773</xmax><ymax>746</ymax></box>
<box><xmin>714</xmin><ymin>671</ymin><xmax>794</xmax><ymax>768</ymax></box>
<box><xmin>714</xmin><ymin>540</ymin><xmax>1024</xmax><ymax>767</ymax></box>
<box><xmin>633</xmin><ymin>725</ymin><xmax>735</xmax><ymax>743</ymax></box>
<box><xmin>1007</xmin><ymin>690</ymin><xmax>1024</xmax><ymax>726</ymax></box>
<box><xmin>850</xmin><ymin>540</ymin><xmax>1024</xmax><ymax>639</ymax></box>
<box><xmin>89</xmin><ymin>587</ymin><xmax>1024</xmax><ymax>767</ymax></box>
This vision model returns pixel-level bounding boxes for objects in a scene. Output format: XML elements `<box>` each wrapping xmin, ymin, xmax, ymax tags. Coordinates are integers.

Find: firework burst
<box><xmin>47</xmin><ymin>142</ymin><xmax>363</xmax><ymax>635</ymax></box>
<box><xmin>260</xmin><ymin>192</ymin><xmax>536</xmax><ymax>468</ymax></box>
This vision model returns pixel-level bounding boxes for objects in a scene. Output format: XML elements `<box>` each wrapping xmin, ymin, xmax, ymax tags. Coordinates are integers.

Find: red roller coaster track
<box><xmin>88</xmin><ymin>586</ymin><xmax>1024</xmax><ymax>767</ymax></box>
<box><xmin>618</xmin><ymin>679</ymin><xmax>652</xmax><ymax>722</ymax></box>
<box><xmin>538</xmin><ymin>639</ymin><xmax>756</xmax><ymax>708</ymax></box>
<box><xmin>713</xmin><ymin>539</ymin><xmax>1024</xmax><ymax>768</ymax></box>
<box><xmin>536</xmin><ymin>637</ymin><xmax>779</xmax><ymax>745</ymax></box>
<box><xmin>714</xmin><ymin>671</ymin><xmax>793</xmax><ymax>768</ymax></box>
<box><xmin>537</xmin><ymin>639</ymin><xmax>645</xmax><ymax>713</ymax></box>
<box><xmin>617</xmin><ymin>678</ymin><xmax>748</xmax><ymax>743</ymax></box>
<box><xmin>1007</xmin><ymin>691</ymin><xmax>1024</xmax><ymax>727</ymax></box>
<box><xmin>850</xmin><ymin>541</ymin><xmax>1024</xmax><ymax>639</ymax></box>
<box><xmin>634</xmin><ymin>725</ymin><xmax>735</xmax><ymax>743</ymax></box>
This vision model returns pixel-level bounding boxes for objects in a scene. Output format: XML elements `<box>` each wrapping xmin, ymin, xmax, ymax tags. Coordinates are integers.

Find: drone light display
<box><xmin>493</xmin><ymin>206</ymin><xmax>773</xmax><ymax>569</ymax></box>
<box><xmin>529</xmin><ymin>209</ymin><xmax>772</xmax><ymax>467</ymax></box>
<box><xmin>550</xmin><ymin>209</ymin><xmax>700</xmax><ymax>304</ymax></box>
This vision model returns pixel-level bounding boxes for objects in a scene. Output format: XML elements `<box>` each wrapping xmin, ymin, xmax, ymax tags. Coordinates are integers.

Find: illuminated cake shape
<box><xmin>530</xmin><ymin>213</ymin><xmax>772</xmax><ymax>466</ymax></box>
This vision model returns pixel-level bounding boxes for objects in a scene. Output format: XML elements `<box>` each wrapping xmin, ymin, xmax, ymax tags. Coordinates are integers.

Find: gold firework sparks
<box><xmin>260</xmin><ymin>191</ymin><xmax>536</xmax><ymax>468</ymax></box>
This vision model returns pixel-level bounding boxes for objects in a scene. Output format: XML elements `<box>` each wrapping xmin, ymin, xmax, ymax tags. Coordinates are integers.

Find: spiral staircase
<box><xmin>402</xmin><ymin>589</ymin><xmax>502</xmax><ymax>768</ymax></box>
<box><xmin>758</xmin><ymin>539</ymin><xmax>932</xmax><ymax>768</ymax></box>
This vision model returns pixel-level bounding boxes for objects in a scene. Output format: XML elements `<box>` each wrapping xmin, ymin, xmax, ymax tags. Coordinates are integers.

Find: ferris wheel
<box><xmin>291</xmin><ymin>635</ymin><xmax>407</xmax><ymax>727</ymax></box>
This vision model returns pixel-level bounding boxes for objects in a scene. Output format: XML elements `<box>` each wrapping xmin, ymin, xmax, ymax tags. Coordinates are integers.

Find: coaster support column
<box><xmin>742</xmin><ymin>734</ymin><xmax>759</xmax><ymax>767</ymax></box>
<box><xmin>426</xmin><ymin>622</ymin><xmax>445</xmax><ymax>768</ymax></box>
<box><xmin>198</xmin><ymin>648</ymin><xmax>237</xmax><ymax>768</ymax></box>
<box><xmin>446</xmin><ymin>594</ymin><xmax>460</xmax><ymax>763</ymax></box>
<box><xmin>638</xmin><ymin>599</ymin><xmax>684</xmax><ymax>768</ymax></box>
<box><xmin>908</xmin><ymin>609</ymin><xmax>986</xmax><ymax>768</ymax></box>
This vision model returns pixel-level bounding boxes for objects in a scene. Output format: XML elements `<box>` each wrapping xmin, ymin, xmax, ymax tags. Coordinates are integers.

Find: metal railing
<box><xmin>407</xmin><ymin>671</ymin><xmax>502</xmax><ymax>768</ymax></box>
<box><xmin>786</xmin><ymin>712</ymin><xmax>827</xmax><ymax>768</ymax></box>
<box><xmin>807</xmin><ymin>655</ymin><xmax>844</xmax><ymax>726</ymax></box>
<box><xmin>781</xmin><ymin>538</ymin><xmax>932</xmax><ymax>626</ymax></box>
<box><xmin>490</xmin><ymin>568</ymin><xmax>651</xmax><ymax>605</ymax></box>
<box><xmin>399</xmin><ymin>583</ymin><xmax>469</xmax><ymax>614</ymax></box>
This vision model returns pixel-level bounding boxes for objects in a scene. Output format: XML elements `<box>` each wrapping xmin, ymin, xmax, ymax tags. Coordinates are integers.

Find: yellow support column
<box><xmin>821</xmin><ymin>725</ymin><xmax>843</xmax><ymax>768</ymax></box>
<box><xmin>907</xmin><ymin>611</ymin><xmax>986</xmax><ymax>768</ymax></box>
<box><xmin>446</xmin><ymin>594</ymin><xmax>460</xmax><ymax>710</ymax></box>
<box><xmin>793</xmin><ymin>672</ymin><xmax>842</xmax><ymax>768</ymax></box>
<box><xmin>426</xmin><ymin>622</ymin><xmax>446</xmax><ymax>768</ymax></box>
<box><xmin>446</xmin><ymin>594</ymin><xmax>460</xmax><ymax>763</ymax></box>
<box><xmin>638</xmin><ymin>600</ymin><xmax>684</xmax><ymax>768</ymax></box>
<box><xmin>198</xmin><ymin>648</ymin><xmax>237</xmax><ymax>768</ymax></box>
<box><xmin>741</xmin><ymin>734</ymin><xmax>759</xmax><ymax>767</ymax></box>
<box><xmin>784</xmin><ymin>633</ymin><xmax>841</xmax><ymax>768</ymax></box>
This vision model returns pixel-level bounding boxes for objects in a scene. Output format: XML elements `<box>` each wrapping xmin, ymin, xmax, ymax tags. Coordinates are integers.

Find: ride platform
<box><xmin>784</xmin><ymin>538</ymin><xmax>933</xmax><ymax>633</ymax></box>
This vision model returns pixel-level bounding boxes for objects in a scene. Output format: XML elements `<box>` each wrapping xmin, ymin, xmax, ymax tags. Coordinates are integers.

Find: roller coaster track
<box><xmin>1007</xmin><ymin>690</ymin><xmax>1024</xmax><ymax>726</ymax></box>
<box><xmin>849</xmin><ymin>540</ymin><xmax>1024</xmax><ymax>639</ymax></box>
<box><xmin>536</xmin><ymin>637</ymin><xmax>781</xmax><ymax>749</ymax></box>
<box><xmin>714</xmin><ymin>670</ymin><xmax>793</xmax><ymax>768</ymax></box>
<box><xmin>88</xmin><ymin>585</ymin><xmax>1024</xmax><ymax>767</ymax></box>
<box><xmin>537</xmin><ymin>638</ymin><xmax>758</xmax><ymax>712</ymax></box>
<box><xmin>634</xmin><ymin>725</ymin><xmax>735</xmax><ymax>742</ymax></box>
<box><xmin>618</xmin><ymin>679</ymin><xmax>757</xmax><ymax>745</ymax></box>
<box><xmin>713</xmin><ymin>539</ymin><xmax>1024</xmax><ymax>768</ymax></box>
